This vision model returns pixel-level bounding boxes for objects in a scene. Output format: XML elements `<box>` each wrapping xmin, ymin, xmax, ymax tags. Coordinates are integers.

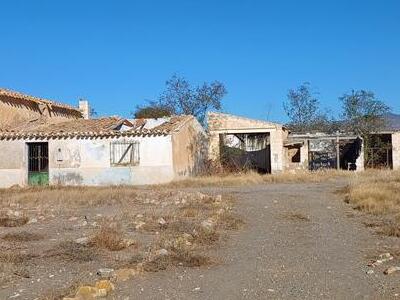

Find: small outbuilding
<box><xmin>207</xmin><ymin>112</ymin><xmax>288</xmax><ymax>173</ymax></box>
<box><xmin>0</xmin><ymin>115</ymin><xmax>206</xmax><ymax>187</ymax></box>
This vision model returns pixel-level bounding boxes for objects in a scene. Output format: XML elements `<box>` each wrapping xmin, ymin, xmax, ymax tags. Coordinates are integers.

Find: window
<box><xmin>110</xmin><ymin>141</ymin><xmax>140</xmax><ymax>166</ymax></box>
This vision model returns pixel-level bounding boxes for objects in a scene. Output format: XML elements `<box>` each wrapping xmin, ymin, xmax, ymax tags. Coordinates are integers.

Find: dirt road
<box><xmin>118</xmin><ymin>180</ymin><xmax>400</xmax><ymax>299</ymax></box>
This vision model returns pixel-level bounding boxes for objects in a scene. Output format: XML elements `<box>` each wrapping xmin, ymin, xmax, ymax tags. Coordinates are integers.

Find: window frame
<box><xmin>110</xmin><ymin>141</ymin><xmax>140</xmax><ymax>167</ymax></box>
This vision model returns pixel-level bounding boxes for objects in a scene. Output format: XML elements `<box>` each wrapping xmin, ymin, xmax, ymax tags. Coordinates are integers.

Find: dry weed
<box><xmin>0</xmin><ymin>215</ymin><xmax>29</xmax><ymax>227</ymax></box>
<box><xmin>2</xmin><ymin>231</ymin><xmax>44</xmax><ymax>242</ymax></box>
<box><xmin>284</xmin><ymin>212</ymin><xmax>310</xmax><ymax>222</ymax></box>
<box><xmin>45</xmin><ymin>241</ymin><xmax>96</xmax><ymax>262</ymax></box>
<box><xmin>90</xmin><ymin>227</ymin><xmax>126</xmax><ymax>251</ymax></box>
<box><xmin>164</xmin><ymin>170</ymin><xmax>352</xmax><ymax>188</ymax></box>
<box><xmin>344</xmin><ymin>170</ymin><xmax>400</xmax><ymax>237</ymax></box>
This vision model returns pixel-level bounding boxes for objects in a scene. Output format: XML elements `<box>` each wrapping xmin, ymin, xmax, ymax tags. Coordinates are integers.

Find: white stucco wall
<box><xmin>269</xmin><ymin>129</ymin><xmax>285</xmax><ymax>173</ymax></box>
<box><xmin>0</xmin><ymin>135</ymin><xmax>175</xmax><ymax>188</ymax></box>
<box><xmin>392</xmin><ymin>132</ymin><xmax>400</xmax><ymax>170</ymax></box>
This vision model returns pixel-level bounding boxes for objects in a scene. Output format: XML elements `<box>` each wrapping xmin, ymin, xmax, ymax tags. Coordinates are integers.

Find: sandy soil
<box><xmin>116</xmin><ymin>180</ymin><xmax>400</xmax><ymax>299</ymax></box>
<box><xmin>2</xmin><ymin>179</ymin><xmax>400</xmax><ymax>299</ymax></box>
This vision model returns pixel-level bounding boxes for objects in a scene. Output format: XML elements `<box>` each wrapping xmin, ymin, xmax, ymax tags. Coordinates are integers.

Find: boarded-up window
<box><xmin>110</xmin><ymin>141</ymin><xmax>140</xmax><ymax>166</ymax></box>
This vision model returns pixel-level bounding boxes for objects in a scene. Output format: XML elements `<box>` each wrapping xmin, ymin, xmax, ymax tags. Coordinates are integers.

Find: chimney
<box><xmin>79</xmin><ymin>99</ymin><xmax>90</xmax><ymax>119</ymax></box>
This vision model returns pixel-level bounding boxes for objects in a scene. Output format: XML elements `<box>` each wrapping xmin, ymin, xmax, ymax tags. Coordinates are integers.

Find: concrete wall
<box><xmin>207</xmin><ymin>112</ymin><xmax>286</xmax><ymax>173</ymax></box>
<box><xmin>284</xmin><ymin>143</ymin><xmax>309</xmax><ymax>171</ymax></box>
<box><xmin>172</xmin><ymin>117</ymin><xmax>207</xmax><ymax>177</ymax></box>
<box><xmin>393</xmin><ymin>132</ymin><xmax>400</xmax><ymax>170</ymax></box>
<box><xmin>0</xmin><ymin>135</ymin><xmax>175</xmax><ymax>188</ymax></box>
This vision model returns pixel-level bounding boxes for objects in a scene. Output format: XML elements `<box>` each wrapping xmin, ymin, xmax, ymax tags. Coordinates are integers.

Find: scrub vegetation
<box><xmin>342</xmin><ymin>170</ymin><xmax>400</xmax><ymax>237</ymax></box>
<box><xmin>0</xmin><ymin>186</ymin><xmax>242</xmax><ymax>300</ymax></box>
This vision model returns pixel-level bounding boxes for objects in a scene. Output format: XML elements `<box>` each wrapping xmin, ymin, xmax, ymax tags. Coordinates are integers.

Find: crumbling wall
<box><xmin>172</xmin><ymin>117</ymin><xmax>207</xmax><ymax>177</ymax></box>
<box><xmin>207</xmin><ymin>112</ymin><xmax>286</xmax><ymax>173</ymax></box>
<box><xmin>0</xmin><ymin>135</ymin><xmax>176</xmax><ymax>188</ymax></box>
<box><xmin>0</xmin><ymin>140</ymin><xmax>26</xmax><ymax>187</ymax></box>
<box><xmin>49</xmin><ymin>136</ymin><xmax>175</xmax><ymax>186</ymax></box>
<box><xmin>393</xmin><ymin>132</ymin><xmax>400</xmax><ymax>170</ymax></box>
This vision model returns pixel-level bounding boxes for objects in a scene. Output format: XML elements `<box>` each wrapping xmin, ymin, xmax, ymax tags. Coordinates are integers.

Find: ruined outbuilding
<box><xmin>0</xmin><ymin>90</ymin><xmax>206</xmax><ymax>187</ymax></box>
<box><xmin>208</xmin><ymin>112</ymin><xmax>365</xmax><ymax>173</ymax></box>
<box><xmin>285</xmin><ymin>133</ymin><xmax>364</xmax><ymax>171</ymax></box>
<box><xmin>208</xmin><ymin>112</ymin><xmax>288</xmax><ymax>173</ymax></box>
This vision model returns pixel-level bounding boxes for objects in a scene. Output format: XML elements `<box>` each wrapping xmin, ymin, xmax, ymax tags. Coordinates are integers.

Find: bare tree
<box><xmin>283</xmin><ymin>82</ymin><xmax>332</xmax><ymax>132</ymax></box>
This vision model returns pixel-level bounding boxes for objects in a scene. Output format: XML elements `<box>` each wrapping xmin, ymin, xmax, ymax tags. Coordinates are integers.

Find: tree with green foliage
<box><xmin>134</xmin><ymin>75</ymin><xmax>227</xmax><ymax>125</ymax></box>
<box><xmin>283</xmin><ymin>82</ymin><xmax>333</xmax><ymax>132</ymax></box>
<box><xmin>134</xmin><ymin>102</ymin><xmax>172</xmax><ymax>119</ymax></box>
<box><xmin>339</xmin><ymin>90</ymin><xmax>390</xmax><ymax>136</ymax></box>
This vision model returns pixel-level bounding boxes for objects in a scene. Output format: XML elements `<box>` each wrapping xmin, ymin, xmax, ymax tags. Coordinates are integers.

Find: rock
<box><xmin>27</xmin><ymin>218</ymin><xmax>38</xmax><ymax>224</ymax></box>
<box><xmin>68</xmin><ymin>216</ymin><xmax>78</xmax><ymax>221</ymax></box>
<box><xmin>366</xmin><ymin>269</ymin><xmax>374</xmax><ymax>275</ymax></box>
<box><xmin>136</xmin><ymin>214</ymin><xmax>143</xmax><ymax>218</ymax></box>
<box><xmin>75</xmin><ymin>237</ymin><xmax>89</xmax><ymax>245</ymax></box>
<box><xmin>122</xmin><ymin>239</ymin><xmax>136</xmax><ymax>247</ymax></box>
<box><xmin>215</xmin><ymin>194</ymin><xmax>222</xmax><ymax>202</ymax></box>
<box><xmin>97</xmin><ymin>268</ymin><xmax>115</xmax><ymax>279</ymax></box>
<box><xmin>370</xmin><ymin>253</ymin><xmax>394</xmax><ymax>267</ymax></box>
<box><xmin>7</xmin><ymin>210</ymin><xmax>21</xmax><ymax>217</ymax></box>
<box><xmin>156</xmin><ymin>249</ymin><xmax>169</xmax><ymax>256</ymax></box>
<box><xmin>135</xmin><ymin>221</ymin><xmax>146</xmax><ymax>230</ymax></box>
<box><xmin>379</xmin><ymin>253</ymin><xmax>392</xmax><ymax>259</ymax></box>
<box><xmin>384</xmin><ymin>266</ymin><xmax>400</xmax><ymax>275</ymax></box>
<box><xmin>201</xmin><ymin>219</ymin><xmax>215</xmax><ymax>231</ymax></box>
<box><xmin>158</xmin><ymin>218</ymin><xmax>167</xmax><ymax>226</ymax></box>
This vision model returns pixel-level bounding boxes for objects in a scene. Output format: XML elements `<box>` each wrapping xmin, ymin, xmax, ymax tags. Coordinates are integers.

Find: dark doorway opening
<box><xmin>27</xmin><ymin>142</ymin><xmax>49</xmax><ymax>185</ymax></box>
<box><xmin>219</xmin><ymin>133</ymin><xmax>271</xmax><ymax>174</ymax></box>
<box><xmin>365</xmin><ymin>134</ymin><xmax>393</xmax><ymax>169</ymax></box>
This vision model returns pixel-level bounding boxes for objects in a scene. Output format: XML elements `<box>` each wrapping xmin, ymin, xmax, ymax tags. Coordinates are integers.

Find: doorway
<box><xmin>27</xmin><ymin>142</ymin><xmax>49</xmax><ymax>185</ymax></box>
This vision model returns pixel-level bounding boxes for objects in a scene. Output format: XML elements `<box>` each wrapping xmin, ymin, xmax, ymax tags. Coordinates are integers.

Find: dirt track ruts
<box><xmin>117</xmin><ymin>179</ymin><xmax>400</xmax><ymax>299</ymax></box>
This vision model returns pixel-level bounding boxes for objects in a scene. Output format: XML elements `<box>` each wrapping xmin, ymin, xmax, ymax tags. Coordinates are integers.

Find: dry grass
<box><xmin>343</xmin><ymin>170</ymin><xmax>400</xmax><ymax>237</ymax></box>
<box><xmin>0</xmin><ymin>186</ymin><xmax>241</xmax><ymax>299</ymax></box>
<box><xmin>283</xmin><ymin>212</ymin><xmax>310</xmax><ymax>222</ymax></box>
<box><xmin>45</xmin><ymin>241</ymin><xmax>96</xmax><ymax>262</ymax></box>
<box><xmin>344</xmin><ymin>170</ymin><xmax>400</xmax><ymax>215</ymax></box>
<box><xmin>0</xmin><ymin>215</ymin><xmax>29</xmax><ymax>227</ymax></box>
<box><xmin>0</xmin><ymin>251</ymin><xmax>36</xmax><ymax>264</ymax></box>
<box><xmin>165</xmin><ymin>170</ymin><xmax>352</xmax><ymax>188</ymax></box>
<box><xmin>143</xmin><ymin>250</ymin><xmax>211</xmax><ymax>272</ymax></box>
<box><xmin>90</xmin><ymin>226</ymin><xmax>126</xmax><ymax>251</ymax></box>
<box><xmin>2</xmin><ymin>231</ymin><xmax>44</xmax><ymax>242</ymax></box>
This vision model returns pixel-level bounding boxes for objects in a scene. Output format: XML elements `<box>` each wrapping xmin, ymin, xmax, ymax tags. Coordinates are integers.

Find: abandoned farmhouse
<box><xmin>0</xmin><ymin>88</ymin><xmax>399</xmax><ymax>188</ymax></box>
<box><xmin>0</xmin><ymin>89</ymin><xmax>206</xmax><ymax>187</ymax></box>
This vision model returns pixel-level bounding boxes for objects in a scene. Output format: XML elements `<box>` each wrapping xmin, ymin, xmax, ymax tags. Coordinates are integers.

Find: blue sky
<box><xmin>0</xmin><ymin>0</ymin><xmax>399</xmax><ymax>123</ymax></box>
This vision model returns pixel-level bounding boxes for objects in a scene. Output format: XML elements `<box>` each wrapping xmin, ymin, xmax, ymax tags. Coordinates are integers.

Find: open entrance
<box><xmin>308</xmin><ymin>137</ymin><xmax>362</xmax><ymax>171</ymax></box>
<box><xmin>27</xmin><ymin>142</ymin><xmax>49</xmax><ymax>185</ymax></box>
<box><xmin>365</xmin><ymin>134</ymin><xmax>393</xmax><ymax>169</ymax></box>
<box><xmin>219</xmin><ymin>133</ymin><xmax>271</xmax><ymax>173</ymax></box>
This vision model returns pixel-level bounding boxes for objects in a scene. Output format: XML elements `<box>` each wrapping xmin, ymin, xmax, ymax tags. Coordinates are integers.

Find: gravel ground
<box><xmin>117</xmin><ymin>179</ymin><xmax>400</xmax><ymax>299</ymax></box>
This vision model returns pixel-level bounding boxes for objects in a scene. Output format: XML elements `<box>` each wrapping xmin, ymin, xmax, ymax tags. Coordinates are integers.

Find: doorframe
<box><xmin>26</xmin><ymin>142</ymin><xmax>49</xmax><ymax>186</ymax></box>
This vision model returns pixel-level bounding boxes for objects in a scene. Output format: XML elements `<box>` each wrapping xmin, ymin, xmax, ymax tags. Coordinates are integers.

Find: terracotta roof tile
<box><xmin>0</xmin><ymin>115</ymin><xmax>194</xmax><ymax>139</ymax></box>
<box><xmin>0</xmin><ymin>88</ymin><xmax>81</xmax><ymax>114</ymax></box>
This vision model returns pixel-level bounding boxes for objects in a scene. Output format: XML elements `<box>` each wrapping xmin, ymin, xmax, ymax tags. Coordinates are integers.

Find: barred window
<box><xmin>110</xmin><ymin>141</ymin><xmax>140</xmax><ymax>166</ymax></box>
